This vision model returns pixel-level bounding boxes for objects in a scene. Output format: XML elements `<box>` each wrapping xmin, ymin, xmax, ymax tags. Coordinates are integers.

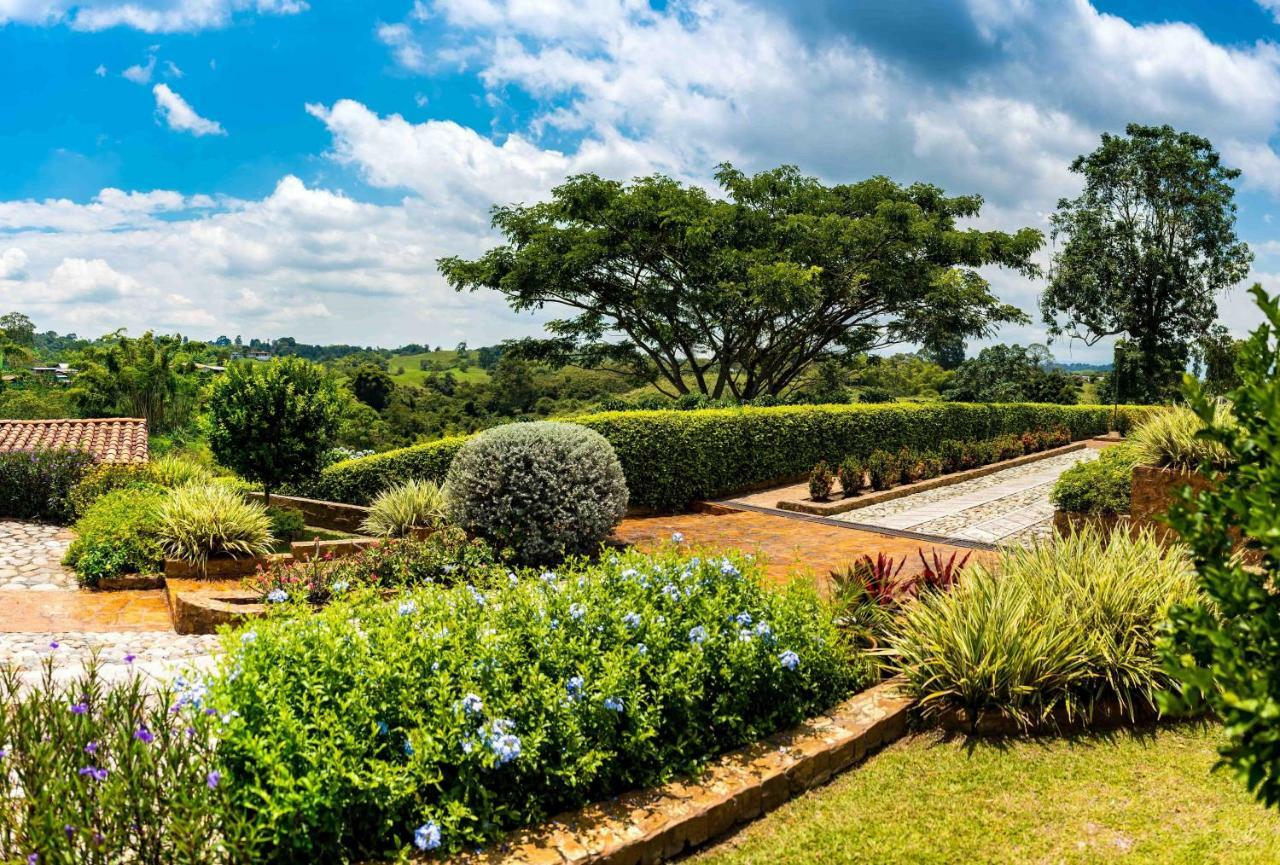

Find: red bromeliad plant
<box><xmin>914</xmin><ymin>548</ymin><xmax>972</xmax><ymax>593</ymax></box>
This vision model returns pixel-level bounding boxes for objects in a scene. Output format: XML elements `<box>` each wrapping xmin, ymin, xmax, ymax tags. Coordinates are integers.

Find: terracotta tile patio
<box><xmin>0</xmin><ymin>589</ymin><xmax>174</xmax><ymax>633</ymax></box>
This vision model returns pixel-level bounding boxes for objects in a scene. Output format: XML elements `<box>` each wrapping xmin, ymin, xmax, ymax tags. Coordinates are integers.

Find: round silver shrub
<box><xmin>445</xmin><ymin>421</ymin><xmax>629</xmax><ymax>564</ymax></box>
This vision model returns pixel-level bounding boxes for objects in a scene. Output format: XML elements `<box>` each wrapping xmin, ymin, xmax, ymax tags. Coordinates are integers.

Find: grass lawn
<box><xmin>693</xmin><ymin>722</ymin><xmax>1280</xmax><ymax>864</ymax></box>
<box><xmin>385</xmin><ymin>350</ymin><xmax>491</xmax><ymax>386</ymax></box>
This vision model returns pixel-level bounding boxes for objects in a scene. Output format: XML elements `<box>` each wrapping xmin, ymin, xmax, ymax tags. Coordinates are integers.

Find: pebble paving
<box><xmin>0</xmin><ymin>520</ymin><xmax>79</xmax><ymax>590</ymax></box>
<box><xmin>837</xmin><ymin>449</ymin><xmax>1099</xmax><ymax>547</ymax></box>
<box><xmin>0</xmin><ymin>631</ymin><xmax>222</xmax><ymax>688</ymax></box>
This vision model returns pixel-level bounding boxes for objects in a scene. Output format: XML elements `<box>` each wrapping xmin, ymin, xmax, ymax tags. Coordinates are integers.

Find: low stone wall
<box><xmin>448</xmin><ymin>679</ymin><xmax>912</xmax><ymax>865</ymax></box>
<box><xmin>164</xmin><ymin>553</ymin><xmax>289</xmax><ymax>581</ymax></box>
<box><xmin>246</xmin><ymin>492</ymin><xmax>371</xmax><ymax>533</ymax></box>
<box><xmin>171</xmin><ymin>589</ymin><xmax>268</xmax><ymax>635</ymax></box>
<box><xmin>1129</xmin><ymin>465</ymin><xmax>1215</xmax><ymax>544</ymax></box>
<box><xmin>779</xmin><ymin>442</ymin><xmax>1086</xmax><ymax>517</ymax></box>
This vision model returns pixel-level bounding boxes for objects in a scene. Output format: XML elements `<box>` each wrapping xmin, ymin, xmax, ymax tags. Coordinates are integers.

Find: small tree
<box><xmin>349</xmin><ymin>363</ymin><xmax>395</xmax><ymax>411</ymax></box>
<box><xmin>1162</xmin><ymin>285</ymin><xmax>1280</xmax><ymax>807</ymax></box>
<box><xmin>208</xmin><ymin>357</ymin><xmax>341</xmax><ymax>504</ymax></box>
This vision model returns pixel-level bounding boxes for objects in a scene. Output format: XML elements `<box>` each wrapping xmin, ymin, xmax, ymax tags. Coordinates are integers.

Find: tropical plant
<box><xmin>1161</xmin><ymin>285</ymin><xmax>1280</xmax><ymax>807</ymax></box>
<box><xmin>915</xmin><ymin>548</ymin><xmax>971</xmax><ymax>593</ymax></box>
<box><xmin>360</xmin><ymin>479</ymin><xmax>448</xmax><ymax>538</ymax></box>
<box><xmin>68</xmin><ymin>330</ymin><xmax>201</xmax><ymax>433</ymax></box>
<box><xmin>63</xmin><ymin>486</ymin><xmax>168</xmax><ymax>585</ymax></box>
<box><xmin>156</xmin><ymin>484</ymin><xmax>274</xmax><ymax>571</ymax></box>
<box><xmin>1130</xmin><ymin>403</ymin><xmax>1234</xmax><ymax>470</ymax></box>
<box><xmin>148</xmin><ymin>453</ymin><xmax>215</xmax><ymax>488</ymax></box>
<box><xmin>891</xmin><ymin>526</ymin><xmax>1198</xmax><ymax>730</ymax></box>
<box><xmin>445</xmin><ymin>421</ymin><xmax>628</xmax><ymax>564</ymax></box>
<box><xmin>207</xmin><ymin>357</ymin><xmax>342</xmax><ymax>505</ymax></box>
<box><xmin>808</xmin><ymin>460</ymin><xmax>835</xmax><ymax>501</ymax></box>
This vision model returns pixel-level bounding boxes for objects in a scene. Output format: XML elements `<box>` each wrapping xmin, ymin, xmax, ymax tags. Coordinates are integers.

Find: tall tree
<box><xmin>69</xmin><ymin>331</ymin><xmax>199</xmax><ymax>431</ymax></box>
<box><xmin>440</xmin><ymin>164</ymin><xmax>1041</xmax><ymax>400</ymax></box>
<box><xmin>1042</xmin><ymin>124</ymin><xmax>1253</xmax><ymax>402</ymax></box>
<box><xmin>944</xmin><ymin>344</ymin><xmax>1078</xmax><ymax>404</ymax></box>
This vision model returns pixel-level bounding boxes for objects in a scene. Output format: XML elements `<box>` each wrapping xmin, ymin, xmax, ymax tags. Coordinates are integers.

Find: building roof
<box><xmin>0</xmin><ymin>418</ymin><xmax>149</xmax><ymax>464</ymax></box>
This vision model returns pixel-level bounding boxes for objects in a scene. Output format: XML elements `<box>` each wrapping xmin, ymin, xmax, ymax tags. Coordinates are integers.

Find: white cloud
<box><xmin>122</xmin><ymin>51</ymin><xmax>156</xmax><ymax>84</ymax></box>
<box><xmin>152</xmin><ymin>84</ymin><xmax>226</xmax><ymax>136</ymax></box>
<box><xmin>1259</xmin><ymin>1</ymin><xmax>1280</xmax><ymax>23</ymax></box>
<box><xmin>164</xmin><ymin>60</ymin><xmax>184</xmax><ymax>78</ymax></box>
<box><xmin>0</xmin><ymin>0</ymin><xmax>308</xmax><ymax>32</ymax></box>
<box><xmin>0</xmin><ymin>248</ymin><xmax>28</xmax><ymax>280</ymax></box>
<box><xmin>94</xmin><ymin>63</ymin><xmax>106</xmax><ymax>76</ymax></box>
<box><xmin>43</xmin><ymin>257</ymin><xmax>151</xmax><ymax>304</ymax></box>
<box><xmin>377</xmin><ymin>22</ymin><xmax>427</xmax><ymax>72</ymax></box>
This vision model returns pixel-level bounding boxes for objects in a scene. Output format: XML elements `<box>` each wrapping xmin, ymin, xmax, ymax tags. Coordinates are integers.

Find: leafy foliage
<box><xmin>1130</xmin><ymin>403</ymin><xmax>1234</xmax><ymax>470</ymax></box>
<box><xmin>1043</xmin><ymin>124</ymin><xmax>1253</xmax><ymax>402</ymax></box>
<box><xmin>1050</xmin><ymin>444</ymin><xmax>1143</xmax><ymax>515</ymax></box>
<box><xmin>64</xmin><ymin>486</ymin><xmax>168</xmax><ymax>585</ymax></box>
<box><xmin>445</xmin><ymin>422</ymin><xmax>628</xmax><ymax>564</ymax></box>
<box><xmin>1161</xmin><ymin>285</ymin><xmax>1280</xmax><ymax>807</ymax></box>
<box><xmin>359</xmin><ymin>479</ymin><xmax>448</xmax><ymax>538</ymax></box>
<box><xmin>808</xmin><ymin>461</ymin><xmax>835</xmax><ymax>501</ymax></box>
<box><xmin>210</xmin><ymin>547</ymin><xmax>868</xmax><ymax>859</ymax></box>
<box><xmin>440</xmin><ymin>164</ymin><xmax>1040</xmax><ymax>400</ymax></box>
<box><xmin>207</xmin><ymin>357</ymin><xmax>342</xmax><ymax>502</ymax></box>
<box><xmin>944</xmin><ymin>344</ymin><xmax>1078</xmax><ymax>403</ymax></box>
<box><xmin>68</xmin><ymin>331</ymin><xmax>203</xmax><ymax>433</ymax></box>
<box><xmin>892</xmin><ymin>527</ymin><xmax>1199</xmax><ymax>730</ymax></box>
<box><xmin>156</xmin><ymin>484</ymin><xmax>274</xmax><ymax>571</ymax></box>
<box><xmin>0</xmin><ymin>447</ymin><xmax>96</xmax><ymax>523</ymax></box>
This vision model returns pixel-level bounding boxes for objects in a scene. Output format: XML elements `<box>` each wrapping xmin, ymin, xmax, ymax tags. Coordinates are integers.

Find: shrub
<box><xmin>891</xmin><ymin>526</ymin><xmax>1198</xmax><ymax>730</ymax></box>
<box><xmin>360</xmin><ymin>479</ymin><xmax>447</xmax><ymax>538</ymax></box>
<box><xmin>305</xmin><ymin>403</ymin><xmax>1149</xmax><ymax>511</ymax></box>
<box><xmin>808</xmin><ymin>461</ymin><xmax>835</xmax><ymax>501</ymax></box>
<box><xmin>866</xmin><ymin>449</ymin><xmax>898</xmax><ymax>491</ymax></box>
<box><xmin>0</xmin><ymin>661</ymin><xmax>246</xmax><ymax>863</ymax></box>
<box><xmin>445</xmin><ymin>422</ymin><xmax>628</xmax><ymax>564</ymax></box>
<box><xmin>266</xmin><ymin>506</ymin><xmax>306</xmax><ymax>543</ymax></box>
<box><xmin>0</xmin><ymin>447</ymin><xmax>96</xmax><ymax>523</ymax></box>
<box><xmin>1130</xmin><ymin>403</ymin><xmax>1234</xmax><ymax>470</ymax></box>
<box><xmin>919</xmin><ymin>452</ymin><xmax>943</xmax><ymax>479</ymax></box>
<box><xmin>939</xmin><ymin>440</ymin><xmax>965</xmax><ymax>473</ymax></box>
<box><xmin>1050</xmin><ymin>445</ymin><xmax>1143</xmax><ymax>515</ymax></box>
<box><xmin>63</xmin><ymin>486</ymin><xmax>168</xmax><ymax>586</ymax></box>
<box><xmin>68</xmin><ymin>462</ymin><xmax>151</xmax><ymax>519</ymax></box>
<box><xmin>1161</xmin><ymin>287</ymin><xmax>1280</xmax><ymax>807</ymax></box>
<box><xmin>156</xmin><ymin>484</ymin><xmax>274</xmax><ymax>571</ymax></box>
<box><xmin>1047</xmin><ymin>425</ymin><xmax>1072</xmax><ymax>448</ymax></box>
<box><xmin>148</xmin><ymin>453</ymin><xmax>215</xmax><ymax>488</ymax></box>
<box><xmin>210</xmin><ymin>547</ymin><xmax>869</xmax><ymax>859</ymax></box>
<box><xmin>247</xmin><ymin>528</ymin><xmax>498</xmax><ymax>603</ymax></box>
<box><xmin>995</xmin><ymin>434</ymin><xmax>1023</xmax><ymax>461</ymax></box>
<box><xmin>896</xmin><ymin>447</ymin><xmax>924</xmax><ymax>484</ymax></box>
<box><xmin>1019</xmin><ymin>431</ymin><xmax>1040</xmax><ymax>454</ymax></box>
<box><xmin>837</xmin><ymin>456</ymin><xmax>865</xmax><ymax>496</ymax></box>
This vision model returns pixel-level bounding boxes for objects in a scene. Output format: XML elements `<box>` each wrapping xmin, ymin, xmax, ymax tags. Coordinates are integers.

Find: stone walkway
<box><xmin>835</xmin><ymin>449</ymin><xmax>1098</xmax><ymax>546</ymax></box>
<box><xmin>0</xmin><ymin>631</ymin><xmax>222</xmax><ymax>687</ymax></box>
<box><xmin>0</xmin><ymin>519</ymin><xmax>78</xmax><ymax>590</ymax></box>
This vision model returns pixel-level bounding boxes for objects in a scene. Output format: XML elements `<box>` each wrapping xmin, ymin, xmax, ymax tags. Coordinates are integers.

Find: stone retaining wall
<box><xmin>246</xmin><ymin>492</ymin><xmax>372</xmax><ymax>533</ymax></box>
<box><xmin>1129</xmin><ymin>465</ymin><xmax>1214</xmax><ymax>544</ymax></box>
<box><xmin>445</xmin><ymin>679</ymin><xmax>912</xmax><ymax>865</ymax></box>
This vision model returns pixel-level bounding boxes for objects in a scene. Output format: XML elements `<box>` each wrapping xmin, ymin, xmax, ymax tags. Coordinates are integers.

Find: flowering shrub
<box><xmin>209</xmin><ymin>545</ymin><xmax>867</xmax><ymax>859</ymax></box>
<box><xmin>0</xmin><ymin>447</ymin><xmax>96</xmax><ymax>523</ymax></box>
<box><xmin>0</xmin><ymin>658</ymin><xmax>250</xmax><ymax>864</ymax></box>
<box><xmin>245</xmin><ymin>528</ymin><xmax>499</xmax><ymax>603</ymax></box>
<box><xmin>63</xmin><ymin>487</ymin><xmax>168</xmax><ymax>586</ymax></box>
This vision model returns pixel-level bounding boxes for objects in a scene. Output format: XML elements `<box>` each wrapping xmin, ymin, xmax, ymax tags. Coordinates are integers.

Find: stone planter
<box><xmin>164</xmin><ymin>552</ymin><xmax>291</xmax><ymax>581</ymax></box>
<box><xmin>935</xmin><ymin>696</ymin><xmax>1162</xmax><ymax>737</ymax></box>
<box><xmin>1052</xmin><ymin>511</ymin><xmax>1129</xmax><ymax>538</ymax></box>
<box><xmin>96</xmin><ymin>572</ymin><xmax>165</xmax><ymax>591</ymax></box>
<box><xmin>171</xmin><ymin>590</ymin><xmax>268</xmax><ymax>635</ymax></box>
<box><xmin>1130</xmin><ymin>465</ymin><xmax>1215</xmax><ymax>544</ymax></box>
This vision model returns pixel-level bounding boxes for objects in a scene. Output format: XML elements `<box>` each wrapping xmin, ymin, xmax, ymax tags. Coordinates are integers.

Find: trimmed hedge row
<box><xmin>302</xmin><ymin>403</ymin><xmax>1159</xmax><ymax>511</ymax></box>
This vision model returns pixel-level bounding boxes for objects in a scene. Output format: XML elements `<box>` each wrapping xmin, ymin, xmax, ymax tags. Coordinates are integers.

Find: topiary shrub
<box><xmin>1050</xmin><ymin>445</ymin><xmax>1143</xmax><ymax>515</ymax></box>
<box><xmin>444</xmin><ymin>422</ymin><xmax>628</xmax><ymax>564</ymax></box>
<box><xmin>808</xmin><ymin>461</ymin><xmax>835</xmax><ymax>501</ymax></box>
<box><xmin>157</xmin><ymin>484</ymin><xmax>275</xmax><ymax>572</ymax></box>
<box><xmin>360</xmin><ymin>479</ymin><xmax>448</xmax><ymax>538</ymax></box>
<box><xmin>867</xmin><ymin>449</ymin><xmax>898</xmax><ymax>491</ymax></box>
<box><xmin>64</xmin><ymin>486</ymin><xmax>168</xmax><ymax>586</ymax></box>
<box><xmin>837</xmin><ymin>456</ymin><xmax>865</xmax><ymax>496</ymax></box>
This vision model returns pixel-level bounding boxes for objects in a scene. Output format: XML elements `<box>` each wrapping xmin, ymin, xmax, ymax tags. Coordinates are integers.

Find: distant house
<box><xmin>0</xmin><ymin>418</ymin><xmax>149</xmax><ymax>464</ymax></box>
<box><xmin>30</xmin><ymin>363</ymin><xmax>78</xmax><ymax>382</ymax></box>
<box><xmin>246</xmin><ymin>350</ymin><xmax>273</xmax><ymax>362</ymax></box>
<box><xmin>194</xmin><ymin>363</ymin><xmax>227</xmax><ymax>373</ymax></box>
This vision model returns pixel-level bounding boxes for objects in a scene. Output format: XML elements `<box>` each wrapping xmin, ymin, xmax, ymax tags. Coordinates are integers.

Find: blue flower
<box><xmin>688</xmin><ymin>626</ymin><xmax>707</xmax><ymax>644</ymax></box>
<box><xmin>377</xmin><ymin>720</ymin><xmax>389</xmax><ymax>736</ymax></box>
<box><xmin>566</xmin><ymin>675</ymin><xmax>584</xmax><ymax>699</ymax></box>
<box><xmin>459</xmin><ymin>694</ymin><xmax>483</xmax><ymax>716</ymax></box>
<box><xmin>662</xmin><ymin>584</ymin><xmax>681</xmax><ymax>601</ymax></box>
<box><xmin>719</xmin><ymin>558</ymin><xmax>740</xmax><ymax>577</ymax></box>
<box><xmin>734</xmin><ymin>611</ymin><xmax>753</xmax><ymax>626</ymax></box>
<box><xmin>70</xmin><ymin>702</ymin><xmax>88</xmax><ymax>715</ymax></box>
<box><xmin>569</xmin><ymin>603</ymin><xmax>586</xmax><ymax>621</ymax></box>
<box><xmin>671</xmin><ymin>532</ymin><xmax>685</xmax><ymax>543</ymax></box>
<box><xmin>490</xmin><ymin>733</ymin><xmax>521</xmax><ymax>765</ymax></box>
<box><xmin>622</xmin><ymin>612</ymin><xmax>642</xmax><ymax>630</ymax></box>
<box><xmin>754</xmin><ymin>622</ymin><xmax>774</xmax><ymax>642</ymax></box>
<box><xmin>240</xmin><ymin>630</ymin><xmax>257</xmax><ymax>644</ymax></box>
<box><xmin>466</xmin><ymin>585</ymin><xmax>486</xmax><ymax>606</ymax></box>
<box><xmin>206</xmin><ymin>770</ymin><xmax>221</xmax><ymax>789</ymax></box>
<box><xmin>539</xmin><ymin>570</ymin><xmax>557</xmax><ymax>583</ymax></box>
<box><xmin>779</xmin><ymin>650</ymin><xmax>800</xmax><ymax>671</ymax></box>
<box><xmin>621</xmin><ymin>568</ymin><xmax>639</xmax><ymax>580</ymax></box>
<box><xmin>738</xmin><ymin>629</ymin><xmax>754</xmax><ymax>642</ymax></box>
<box><xmin>403</xmin><ymin>740</ymin><xmax>415</xmax><ymax>757</ymax></box>
<box><xmin>636</xmin><ymin>643</ymin><xmax>648</xmax><ymax>656</ymax></box>
<box><xmin>133</xmin><ymin>725</ymin><xmax>154</xmax><ymax>744</ymax></box>
<box><xmin>414</xmin><ymin>821</ymin><xmax>442</xmax><ymax>852</ymax></box>
<box><xmin>603</xmin><ymin>696</ymin><xmax>624</xmax><ymax>713</ymax></box>
<box><xmin>265</xmin><ymin>589</ymin><xmax>288</xmax><ymax>603</ymax></box>
<box><xmin>77</xmin><ymin>766</ymin><xmax>108</xmax><ymax>782</ymax></box>
<box><xmin>398</xmin><ymin>600</ymin><xmax>417</xmax><ymax>616</ymax></box>
<box><xmin>331</xmin><ymin>580</ymin><xmax>349</xmax><ymax>593</ymax></box>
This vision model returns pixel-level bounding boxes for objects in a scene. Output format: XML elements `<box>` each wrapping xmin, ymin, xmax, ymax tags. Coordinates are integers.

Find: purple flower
<box><xmin>206</xmin><ymin>771</ymin><xmax>221</xmax><ymax>789</ymax></box>
<box><xmin>83</xmin><ymin>741</ymin><xmax>98</xmax><ymax>754</ymax></box>
<box><xmin>123</xmin><ymin>653</ymin><xmax>136</xmax><ymax>664</ymax></box>
<box><xmin>133</xmin><ymin>726</ymin><xmax>154</xmax><ymax>745</ymax></box>
<box><xmin>27</xmin><ymin>854</ymin><xmax>37</xmax><ymax>864</ymax></box>
<box><xmin>69</xmin><ymin>702</ymin><xmax>88</xmax><ymax>715</ymax></box>
<box><xmin>49</xmin><ymin>641</ymin><xmax>58</xmax><ymax>650</ymax></box>
<box><xmin>779</xmin><ymin>650</ymin><xmax>800</xmax><ymax>671</ymax></box>
<box><xmin>77</xmin><ymin>767</ymin><xmax>108</xmax><ymax>782</ymax></box>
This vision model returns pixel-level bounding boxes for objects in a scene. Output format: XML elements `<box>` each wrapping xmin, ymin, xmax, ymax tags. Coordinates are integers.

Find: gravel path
<box><xmin>0</xmin><ymin>520</ymin><xmax>78</xmax><ymax>590</ymax></box>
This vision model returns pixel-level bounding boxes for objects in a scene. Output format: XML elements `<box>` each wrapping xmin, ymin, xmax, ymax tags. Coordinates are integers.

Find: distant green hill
<box><xmin>385</xmin><ymin>350</ymin><xmax>491</xmax><ymax>386</ymax></box>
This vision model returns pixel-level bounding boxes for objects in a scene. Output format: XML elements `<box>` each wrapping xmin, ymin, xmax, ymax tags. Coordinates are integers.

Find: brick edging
<box><xmin>442</xmin><ymin>678</ymin><xmax>912</xmax><ymax>865</ymax></box>
<box><xmin>775</xmin><ymin>442</ymin><xmax>1086</xmax><ymax>517</ymax></box>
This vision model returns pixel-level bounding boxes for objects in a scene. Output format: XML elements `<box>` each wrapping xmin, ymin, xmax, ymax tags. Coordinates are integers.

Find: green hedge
<box><xmin>303</xmin><ymin>403</ymin><xmax>1158</xmax><ymax>511</ymax></box>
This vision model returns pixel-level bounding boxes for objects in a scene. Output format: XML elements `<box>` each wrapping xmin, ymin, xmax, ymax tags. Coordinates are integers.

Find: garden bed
<box><xmin>1129</xmin><ymin>464</ymin><xmax>1215</xmax><ymax>544</ymax></box>
<box><xmin>777</xmin><ymin>442</ymin><xmax>1085</xmax><ymax>517</ymax></box>
<box><xmin>1051</xmin><ymin>510</ymin><xmax>1129</xmax><ymax>538</ymax></box>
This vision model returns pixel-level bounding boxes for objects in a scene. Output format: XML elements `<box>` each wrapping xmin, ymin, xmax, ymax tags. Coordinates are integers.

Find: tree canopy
<box><xmin>944</xmin><ymin>344</ymin><xmax>1078</xmax><ymax>404</ymax></box>
<box><xmin>1042</xmin><ymin>123</ymin><xmax>1252</xmax><ymax>402</ymax></box>
<box><xmin>440</xmin><ymin>164</ymin><xmax>1042</xmax><ymax>400</ymax></box>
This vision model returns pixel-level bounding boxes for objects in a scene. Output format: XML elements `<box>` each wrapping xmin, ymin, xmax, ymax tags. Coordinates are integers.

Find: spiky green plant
<box><xmin>1130</xmin><ymin>403</ymin><xmax>1234</xmax><ymax>470</ymax></box>
<box><xmin>360</xmin><ymin>479</ymin><xmax>448</xmax><ymax>538</ymax></box>
<box><xmin>157</xmin><ymin>483</ymin><xmax>274</xmax><ymax>572</ymax></box>
<box><xmin>148</xmin><ymin>453</ymin><xmax>215</xmax><ymax>488</ymax></box>
<box><xmin>891</xmin><ymin>526</ymin><xmax>1199</xmax><ymax>730</ymax></box>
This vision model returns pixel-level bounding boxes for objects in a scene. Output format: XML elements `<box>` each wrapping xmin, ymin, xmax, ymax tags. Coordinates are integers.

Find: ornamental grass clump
<box><xmin>208</xmin><ymin>545</ymin><xmax>868</xmax><ymax>859</ymax></box>
<box><xmin>891</xmin><ymin>526</ymin><xmax>1199</xmax><ymax>731</ymax></box>
<box><xmin>156</xmin><ymin>483</ymin><xmax>274</xmax><ymax>571</ymax></box>
<box><xmin>1130</xmin><ymin>402</ymin><xmax>1235</xmax><ymax>470</ymax></box>
<box><xmin>361</xmin><ymin>478</ymin><xmax>448</xmax><ymax>538</ymax></box>
<box><xmin>445</xmin><ymin>421</ymin><xmax>628</xmax><ymax>564</ymax></box>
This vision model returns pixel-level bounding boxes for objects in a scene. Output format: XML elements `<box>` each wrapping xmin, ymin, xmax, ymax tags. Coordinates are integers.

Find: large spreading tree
<box><xmin>440</xmin><ymin>164</ymin><xmax>1043</xmax><ymax>400</ymax></box>
<box><xmin>1042</xmin><ymin>124</ymin><xmax>1253</xmax><ymax>403</ymax></box>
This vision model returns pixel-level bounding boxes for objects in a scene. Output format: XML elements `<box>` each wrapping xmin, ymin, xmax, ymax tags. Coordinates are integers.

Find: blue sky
<box><xmin>3</xmin><ymin>0</ymin><xmax>1280</xmax><ymax>362</ymax></box>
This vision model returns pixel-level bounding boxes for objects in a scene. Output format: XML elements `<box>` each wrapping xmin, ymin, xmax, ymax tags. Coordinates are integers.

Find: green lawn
<box><xmin>693</xmin><ymin>723</ymin><xmax>1280</xmax><ymax>864</ymax></box>
<box><xmin>385</xmin><ymin>350</ymin><xmax>491</xmax><ymax>386</ymax></box>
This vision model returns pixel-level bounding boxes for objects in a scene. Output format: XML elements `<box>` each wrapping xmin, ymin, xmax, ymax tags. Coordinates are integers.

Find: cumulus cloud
<box><xmin>377</xmin><ymin>22</ymin><xmax>428</xmax><ymax>72</ymax></box>
<box><xmin>0</xmin><ymin>248</ymin><xmax>29</xmax><ymax>280</ymax></box>
<box><xmin>122</xmin><ymin>51</ymin><xmax>156</xmax><ymax>84</ymax></box>
<box><xmin>0</xmin><ymin>0</ymin><xmax>308</xmax><ymax>32</ymax></box>
<box><xmin>152</xmin><ymin>84</ymin><xmax>226</xmax><ymax>136</ymax></box>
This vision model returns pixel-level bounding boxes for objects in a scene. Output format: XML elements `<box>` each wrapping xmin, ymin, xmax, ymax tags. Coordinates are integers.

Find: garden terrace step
<box><xmin>439</xmin><ymin>679</ymin><xmax>912</xmax><ymax>865</ymax></box>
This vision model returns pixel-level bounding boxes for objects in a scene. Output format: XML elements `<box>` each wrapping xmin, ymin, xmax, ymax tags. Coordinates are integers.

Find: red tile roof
<box><xmin>0</xmin><ymin>418</ymin><xmax>149</xmax><ymax>464</ymax></box>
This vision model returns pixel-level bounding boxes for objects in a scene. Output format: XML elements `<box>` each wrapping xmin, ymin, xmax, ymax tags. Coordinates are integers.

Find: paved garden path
<box><xmin>835</xmin><ymin>448</ymin><xmax>1098</xmax><ymax>546</ymax></box>
<box><xmin>0</xmin><ymin>519</ymin><xmax>79</xmax><ymax>590</ymax></box>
